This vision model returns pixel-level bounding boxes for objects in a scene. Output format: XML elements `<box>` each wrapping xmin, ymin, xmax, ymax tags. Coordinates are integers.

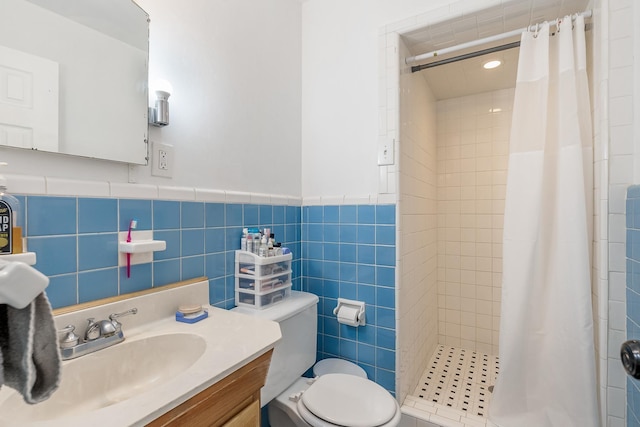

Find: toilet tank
<box><xmin>232</xmin><ymin>291</ymin><xmax>318</xmax><ymax>405</ymax></box>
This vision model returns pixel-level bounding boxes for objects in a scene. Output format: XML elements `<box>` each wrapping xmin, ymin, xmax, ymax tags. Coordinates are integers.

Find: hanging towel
<box><xmin>0</xmin><ymin>292</ymin><xmax>61</xmax><ymax>404</ymax></box>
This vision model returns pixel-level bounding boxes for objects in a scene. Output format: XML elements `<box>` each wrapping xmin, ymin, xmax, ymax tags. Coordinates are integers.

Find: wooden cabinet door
<box><xmin>148</xmin><ymin>349</ymin><xmax>271</xmax><ymax>427</ymax></box>
<box><xmin>223</xmin><ymin>400</ymin><xmax>259</xmax><ymax>427</ymax></box>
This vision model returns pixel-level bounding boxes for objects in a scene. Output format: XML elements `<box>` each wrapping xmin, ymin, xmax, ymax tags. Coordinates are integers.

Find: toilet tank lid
<box><xmin>231</xmin><ymin>291</ymin><xmax>319</xmax><ymax>322</ymax></box>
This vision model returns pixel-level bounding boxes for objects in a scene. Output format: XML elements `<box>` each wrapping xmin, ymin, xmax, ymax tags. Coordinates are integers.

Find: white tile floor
<box><xmin>401</xmin><ymin>345</ymin><xmax>500</xmax><ymax>427</ymax></box>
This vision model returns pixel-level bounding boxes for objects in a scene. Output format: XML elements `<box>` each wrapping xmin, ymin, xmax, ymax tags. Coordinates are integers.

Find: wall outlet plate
<box><xmin>151</xmin><ymin>141</ymin><xmax>174</xmax><ymax>178</ymax></box>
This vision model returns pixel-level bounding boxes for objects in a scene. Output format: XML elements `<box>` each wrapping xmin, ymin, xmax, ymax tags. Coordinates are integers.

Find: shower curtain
<box><xmin>489</xmin><ymin>15</ymin><xmax>599</xmax><ymax>427</ymax></box>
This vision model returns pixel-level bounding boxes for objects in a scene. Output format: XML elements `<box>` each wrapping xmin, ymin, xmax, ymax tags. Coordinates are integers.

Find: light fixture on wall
<box><xmin>483</xmin><ymin>60</ymin><xmax>502</xmax><ymax>69</ymax></box>
<box><xmin>149</xmin><ymin>79</ymin><xmax>173</xmax><ymax>127</ymax></box>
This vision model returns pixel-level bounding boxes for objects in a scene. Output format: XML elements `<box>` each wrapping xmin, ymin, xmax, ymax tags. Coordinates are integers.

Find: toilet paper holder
<box><xmin>333</xmin><ymin>298</ymin><xmax>365</xmax><ymax>327</ymax></box>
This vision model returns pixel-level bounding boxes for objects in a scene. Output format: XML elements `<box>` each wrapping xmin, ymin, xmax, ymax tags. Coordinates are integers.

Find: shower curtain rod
<box><xmin>410</xmin><ymin>41</ymin><xmax>521</xmax><ymax>72</ymax></box>
<box><xmin>405</xmin><ymin>9</ymin><xmax>592</xmax><ymax>67</ymax></box>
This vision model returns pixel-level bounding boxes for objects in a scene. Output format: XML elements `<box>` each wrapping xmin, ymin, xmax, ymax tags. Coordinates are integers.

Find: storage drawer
<box><xmin>235</xmin><ymin>251</ymin><xmax>292</xmax><ymax>277</ymax></box>
<box><xmin>235</xmin><ymin>285</ymin><xmax>291</xmax><ymax>309</ymax></box>
<box><xmin>236</xmin><ymin>272</ymin><xmax>291</xmax><ymax>292</ymax></box>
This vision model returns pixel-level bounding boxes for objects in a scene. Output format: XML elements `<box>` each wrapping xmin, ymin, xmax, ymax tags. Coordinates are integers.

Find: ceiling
<box><xmin>402</xmin><ymin>0</ymin><xmax>592</xmax><ymax>100</ymax></box>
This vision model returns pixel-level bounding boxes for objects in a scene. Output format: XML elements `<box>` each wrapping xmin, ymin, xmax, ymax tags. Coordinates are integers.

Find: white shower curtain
<box><xmin>489</xmin><ymin>15</ymin><xmax>599</xmax><ymax>427</ymax></box>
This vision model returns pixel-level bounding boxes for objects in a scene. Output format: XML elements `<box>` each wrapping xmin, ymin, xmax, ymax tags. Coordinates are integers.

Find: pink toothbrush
<box><xmin>126</xmin><ymin>218</ymin><xmax>137</xmax><ymax>278</ymax></box>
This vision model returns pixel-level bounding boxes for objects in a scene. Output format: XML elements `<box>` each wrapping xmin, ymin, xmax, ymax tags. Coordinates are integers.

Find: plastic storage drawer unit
<box><xmin>234</xmin><ymin>251</ymin><xmax>293</xmax><ymax>309</ymax></box>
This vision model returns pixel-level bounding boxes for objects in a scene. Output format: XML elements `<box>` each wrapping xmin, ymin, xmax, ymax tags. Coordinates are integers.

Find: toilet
<box><xmin>232</xmin><ymin>291</ymin><xmax>401</xmax><ymax>427</ymax></box>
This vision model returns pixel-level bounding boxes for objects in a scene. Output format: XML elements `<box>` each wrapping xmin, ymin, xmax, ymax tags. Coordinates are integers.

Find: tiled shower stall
<box><xmin>386</xmin><ymin>0</ymin><xmax>632</xmax><ymax>425</ymax></box>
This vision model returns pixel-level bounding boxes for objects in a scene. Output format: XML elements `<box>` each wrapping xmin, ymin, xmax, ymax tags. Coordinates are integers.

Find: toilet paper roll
<box><xmin>336</xmin><ymin>305</ymin><xmax>360</xmax><ymax>327</ymax></box>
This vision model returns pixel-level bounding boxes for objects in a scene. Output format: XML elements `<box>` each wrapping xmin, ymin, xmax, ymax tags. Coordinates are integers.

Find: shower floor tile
<box><xmin>411</xmin><ymin>345</ymin><xmax>499</xmax><ymax>419</ymax></box>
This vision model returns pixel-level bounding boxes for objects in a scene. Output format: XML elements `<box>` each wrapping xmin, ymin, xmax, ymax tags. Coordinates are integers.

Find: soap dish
<box><xmin>176</xmin><ymin>308</ymin><xmax>208</xmax><ymax>324</ymax></box>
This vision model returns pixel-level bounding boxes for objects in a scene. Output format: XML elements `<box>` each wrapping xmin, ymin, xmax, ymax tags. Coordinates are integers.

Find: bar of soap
<box><xmin>178</xmin><ymin>304</ymin><xmax>202</xmax><ymax>315</ymax></box>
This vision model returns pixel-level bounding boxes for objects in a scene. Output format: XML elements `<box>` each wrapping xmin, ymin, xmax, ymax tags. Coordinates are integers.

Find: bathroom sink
<box><xmin>0</xmin><ymin>333</ymin><xmax>206</xmax><ymax>424</ymax></box>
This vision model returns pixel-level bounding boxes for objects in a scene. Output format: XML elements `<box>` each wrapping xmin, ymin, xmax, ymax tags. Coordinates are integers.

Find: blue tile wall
<box><xmin>25</xmin><ymin>195</ymin><xmax>301</xmax><ymax>310</ymax></box>
<box><xmin>627</xmin><ymin>186</ymin><xmax>640</xmax><ymax>426</ymax></box>
<box><xmin>28</xmin><ymin>195</ymin><xmax>396</xmax><ymax>397</ymax></box>
<box><xmin>302</xmin><ymin>204</ymin><xmax>396</xmax><ymax>395</ymax></box>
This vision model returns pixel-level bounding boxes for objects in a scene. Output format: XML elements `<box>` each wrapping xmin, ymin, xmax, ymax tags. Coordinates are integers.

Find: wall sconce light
<box><xmin>149</xmin><ymin>80</ymin><xmax>173</xmax><ymax>127</ymax></box>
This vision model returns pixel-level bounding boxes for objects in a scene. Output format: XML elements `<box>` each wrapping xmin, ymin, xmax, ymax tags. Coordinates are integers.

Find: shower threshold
<box><xmin>402</xmin><ymin>345</ymin><xmax>499</xmax><ymax>427</ymax></box>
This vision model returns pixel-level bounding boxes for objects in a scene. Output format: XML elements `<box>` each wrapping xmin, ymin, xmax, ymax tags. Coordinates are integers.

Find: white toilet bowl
<box><xmin>268</xmin><ymin>360</ymin><xmax>400</xmax><ymax>427</ymax></box>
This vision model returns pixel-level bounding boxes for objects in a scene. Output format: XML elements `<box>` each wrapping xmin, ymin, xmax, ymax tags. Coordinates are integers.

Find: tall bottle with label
<box><xmin>0</xmin><ymin>166</ymin><xmax>22</xmax><ymax>254</ymax></box>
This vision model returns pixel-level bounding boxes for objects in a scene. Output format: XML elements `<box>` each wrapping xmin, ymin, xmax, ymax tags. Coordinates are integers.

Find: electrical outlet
<box><xmin>151</xmin><ymin>142</ymin><xmax>173</xmax><ymax>177</ymax></box>
<box><xmin>378</xmin><ymin>137</ymin><xmax>394</xmax><ymax>166</ymax></box>
<box><xmin>158</xmin><ymin>150</ymin><xmax>168</xmax><ymax>170</ymax></box>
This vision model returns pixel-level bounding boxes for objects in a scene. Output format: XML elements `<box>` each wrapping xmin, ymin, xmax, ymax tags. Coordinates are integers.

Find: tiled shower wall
<box><xmin>24</xmin><ymin>194</ymin><xmax>301</xmax><ymax>310</ymax></box>
<box><xmin>436</xmin><ymin>88</ymin><xmax>514</xmax><ymax>355</ymax></box>
<box><xmin>396</xmin><ymin>36</ymin><xmax>439</xmax><ymax>403</ymax></box>
<box><xmin>383</xmin><ymin>0</ymin><xmax>629</xmax><ymax>424</ymax></box>
<box><xmin>626</xmin><ymin>185</ymin><xmax>640</xmax><ymax>426</ymax></box>
<box><xmin>606</xmin><ymin>1</ymin><xmax>637</xmax><ymax>426</ymax></box>
<box><xmin>301</xmin><ymin>204</ymin><xmax>397</xmax><ymax>395</ymax></box>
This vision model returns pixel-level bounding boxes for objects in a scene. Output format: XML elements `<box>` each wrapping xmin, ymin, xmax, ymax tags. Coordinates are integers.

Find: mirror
<box><xmin>0</xmin><ymin>0</ymin><xmax>149</xmax><ymax>164</ymax></box>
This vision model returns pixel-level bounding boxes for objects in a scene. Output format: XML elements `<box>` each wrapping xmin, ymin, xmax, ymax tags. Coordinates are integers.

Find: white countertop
<box><xmin>0</xmin><ymin>280</ymin><xmax>281</xmax><ymax>426</ymax></box>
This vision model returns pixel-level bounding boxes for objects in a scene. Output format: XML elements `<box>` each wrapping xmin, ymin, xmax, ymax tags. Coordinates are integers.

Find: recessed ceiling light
<box><xmin>483</xmin><ymin>60</ymin><xmax>502</xmax><ymax>69</ymax></box>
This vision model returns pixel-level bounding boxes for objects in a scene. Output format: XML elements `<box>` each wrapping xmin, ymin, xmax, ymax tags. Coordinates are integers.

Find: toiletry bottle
<box><xmin>246</xmin><ymin>234</ymin><xmax>253</xmax><ymax>254</ymax></box>
<box><xmin>268</xmin><ymin>233</ymin><xmax>275</xmax><ymax>257</ymax></box>
<box><xmin>259</xmin><ymin>234</ymin><xmax>268</xmax><ymax>257</ymax></box>
<box><xmin>241</xmin><ymin>228</ymin><xmax>248</xmax><ymax>251</ymax></box>
<box><xmin>0</xmin><ymin>168</ymin><xmax>22</xmax><ymax>254</ymax></box>
<box><xmin>253</xmin><ymin>232</ymin><xmax>260</xmax><ymax>255</ymax></box>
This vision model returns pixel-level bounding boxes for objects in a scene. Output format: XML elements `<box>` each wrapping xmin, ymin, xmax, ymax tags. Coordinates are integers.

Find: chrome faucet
<box><xmin>57</xmin><ymin>307</ymin><xmax>138</xmax><ymax>360</ymax></box>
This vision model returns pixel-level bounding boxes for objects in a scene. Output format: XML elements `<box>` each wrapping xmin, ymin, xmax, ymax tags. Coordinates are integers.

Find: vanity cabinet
<box><xmin>148</xmin><ymin>349</ymin><xmax>273</xmax><ymax>427</ymax></box>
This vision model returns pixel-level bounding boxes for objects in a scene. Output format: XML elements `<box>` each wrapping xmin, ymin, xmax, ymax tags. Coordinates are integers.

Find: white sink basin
<box><xmin>0</xmin><ymin>280</ymin><xmax>281</xmax><ymax>427</ymax></box>
<box><xmin>0</xmin><ymin>333</ymin><xmax>206</xmax><ymax>424</ymax></box>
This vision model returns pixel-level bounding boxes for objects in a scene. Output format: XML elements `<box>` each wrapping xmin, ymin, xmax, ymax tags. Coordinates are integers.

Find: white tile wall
<box><xmin>396</xmin><ymin>35</ymin><xmax>440</xmax><ymax>404</ymax></box>
<box><xmin>3</xmin><ymin>173</ymin><xmax>304</xmax><ymax>206</ymax></box>
<box><xmin>435</xmin><ymin>89</ymin><xmax>514</xmax><ymax>355</ymax></box>
<box><xmin>604</xmin><ymin>0</ymin><xmax>634</xmax><ymax>425</ymax></box>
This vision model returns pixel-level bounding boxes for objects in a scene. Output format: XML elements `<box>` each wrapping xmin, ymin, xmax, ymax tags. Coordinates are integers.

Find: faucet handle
<box><xmin>85</xmin><ymin>318</ymin><xmax>100</xmax><ymax>341</ymax></box>
<box><xmin>108</xmin><ymin>308</ymin><xmax>138</xmax><ymax>332</ymax></box>
<box><xmin>58</xmin><ymin>325</ymin><xmax>80</xmax><ymax>348</ymax></box>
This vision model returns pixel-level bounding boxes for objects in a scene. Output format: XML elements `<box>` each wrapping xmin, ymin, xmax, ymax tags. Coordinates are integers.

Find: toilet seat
<box><xmin>297</xmin><ymin>374</ymin><xmax>398</xmax><ymax>427</ymax></box>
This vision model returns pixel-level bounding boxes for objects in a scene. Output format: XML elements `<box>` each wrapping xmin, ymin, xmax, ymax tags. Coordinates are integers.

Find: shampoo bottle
<box><xmin>0</xmin><ymin>167</ymin><xmax>22</xmax><ymax>254</ymax></box>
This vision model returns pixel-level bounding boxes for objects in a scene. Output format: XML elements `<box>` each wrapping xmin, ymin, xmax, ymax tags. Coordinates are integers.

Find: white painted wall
<box><xmin>0</xmin><ymin>0</ymin><xmax>302</xmax><ymax>197</ymax></box>
<box><xmin>301</xmin><ymin>0</ymin><xmax>455</xmax><ymax>199</ymax></box>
